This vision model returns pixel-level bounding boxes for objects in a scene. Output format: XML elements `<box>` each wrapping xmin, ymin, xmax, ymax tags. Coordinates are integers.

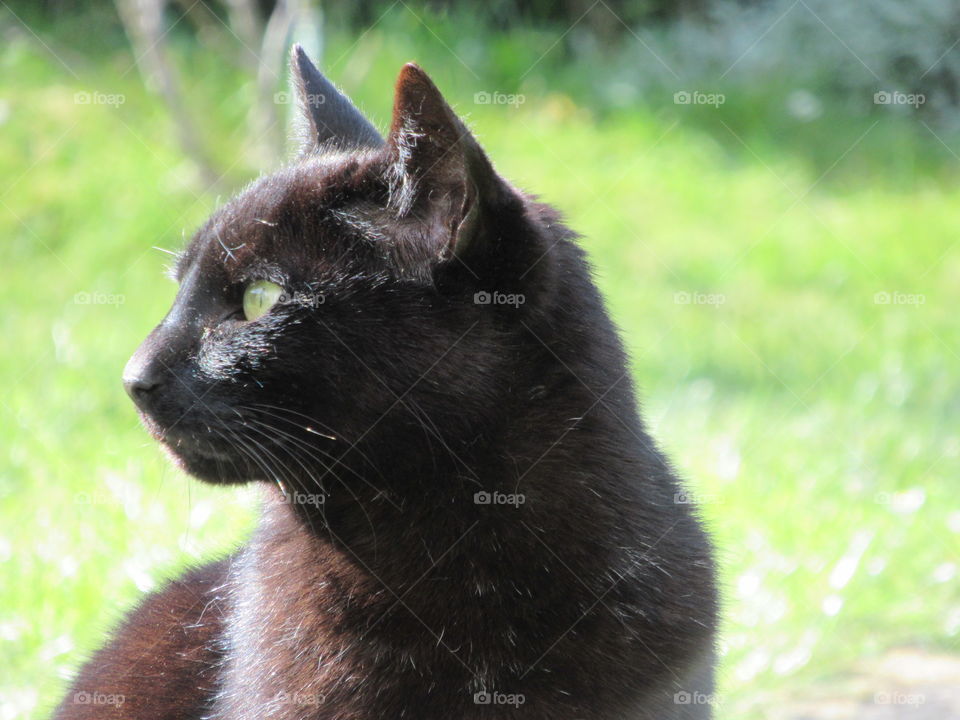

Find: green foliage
<box><xmin>1</xmin><ymin>6</ymin><xmax>958</xmax><ymax>719</ymax></box>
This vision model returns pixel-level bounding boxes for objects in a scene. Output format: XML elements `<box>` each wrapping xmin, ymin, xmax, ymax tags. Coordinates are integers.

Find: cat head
<box><xmin>122</xmin><ymin>48</ymin><xmax>569</xmax><ymax>490</ymax></box>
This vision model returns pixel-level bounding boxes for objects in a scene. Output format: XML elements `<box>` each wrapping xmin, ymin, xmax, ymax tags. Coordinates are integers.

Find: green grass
<box><xmin>2</xmin><ymin>8</ymin><xmax>959</xmax><ymax>719</ymax></box>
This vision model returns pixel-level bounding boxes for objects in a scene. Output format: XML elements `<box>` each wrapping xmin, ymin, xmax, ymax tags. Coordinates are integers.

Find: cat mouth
<box><xmin>136</xmin><ymin>410</ymin><xmax>238</xmax><ymax>460</ymax></box>
<box><xmin>163</xmin><ymin>436</ymin><xmax>230</xmax><ymax>461</ymax></box>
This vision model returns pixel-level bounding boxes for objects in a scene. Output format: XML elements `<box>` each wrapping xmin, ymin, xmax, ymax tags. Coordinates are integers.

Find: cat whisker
<box><xmin>240</xmin><ymin>418</ymin><xmax>379</xmax><ymax>556</ymax></box>
<box><xmin>241</xmin><ymin>404</ymin><xmax>388</xmax><ymax>487</ymax></box>
<box><xmin>236</xmin><ymin>422</ymin><xmax>329</xmax><ymax>539</ymax></box>
<box><xmin>304</xmin><ymin>427</ymin><xmax>338</xmax><ymax>441</ymax></box>
<box><xmin>244</xmin><ymin>403</ymin><xmax>342</xmax><ymax>436</ymax></box>
<box><xmin>209</xmin><ymin>428</ymin><xmax>246</xmax><ymax>483</ymax></box>
<box><xmin>216</xmin><ymin>425</ymin><xmax>286</xmax><ymax>496</ymax></box>
<box><xmin>240</xmin><ymin>420</ymin><xmax>329</xmax><ymax>497</ymax></box>
<box><xmin>211</xmin><ymin>427</ymin><xmax>260</xmax><ymax>485</ymax></box>
<box><xmin>242</xmin><ymin>429</ymin><xmax>296</xmax><ymax>489</ymax></box>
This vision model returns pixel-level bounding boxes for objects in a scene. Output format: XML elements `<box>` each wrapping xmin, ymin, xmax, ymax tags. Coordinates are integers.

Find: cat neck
<box><xmin>214</xmin><ymin>366</ymin><xmax>711</xmax><ymax>718</ymax></box>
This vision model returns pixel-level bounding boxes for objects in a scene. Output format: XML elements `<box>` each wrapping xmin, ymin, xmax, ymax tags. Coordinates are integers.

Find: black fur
<box><xmin>291</xmin><ymin>44</ymin><xmax>384</xmax><ymax>151</ymax></box>
<box><xmin>54</xmin><ymin>53</ymin><xmax>718</xmax><ymax>720</ymax></box>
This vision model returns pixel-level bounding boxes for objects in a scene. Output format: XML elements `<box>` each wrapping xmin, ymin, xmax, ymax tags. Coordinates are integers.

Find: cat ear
<box><xmin>290</xmin><ymin>45</ymin><xmax>384</xmax><ymax>152</ymax></box>
<box><xmin>385</xmin><ymin>63</ymin><xmax>512</xmax><ymax>263</ymax></box>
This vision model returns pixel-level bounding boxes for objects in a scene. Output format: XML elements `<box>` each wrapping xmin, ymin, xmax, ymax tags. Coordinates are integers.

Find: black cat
<box><xmin>54</xmin><ymin>47</ymin><xmax>718</xmax><ymax>719</ymax></box>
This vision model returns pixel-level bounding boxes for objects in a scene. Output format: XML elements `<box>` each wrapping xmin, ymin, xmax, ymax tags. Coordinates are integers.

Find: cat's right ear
<box><xmin>290</xmin><ymin>45</ymin><xmax>384</xmax><ymax>153</ymax></box>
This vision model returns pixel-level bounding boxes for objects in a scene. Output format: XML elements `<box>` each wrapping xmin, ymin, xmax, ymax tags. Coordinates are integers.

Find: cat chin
<box><xmin>159</xmin><ymin>439</ymin><xmax>252</xmax><ymax>485</ymax></box>
<box><xmin>135</xmin><ymin>414</ymin><xmax>250</xmax><ymax>483</ymax></box>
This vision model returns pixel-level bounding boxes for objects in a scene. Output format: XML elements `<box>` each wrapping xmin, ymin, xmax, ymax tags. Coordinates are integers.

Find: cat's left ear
<box><xmin>385</xmin><ymin>64</ymin><xmax>517</xmax><ymax>266</ymax></box>
<box><xmin>291</xmin><ymin>45</ymin><xmax>384</xmax><ymax>152</ymax></box>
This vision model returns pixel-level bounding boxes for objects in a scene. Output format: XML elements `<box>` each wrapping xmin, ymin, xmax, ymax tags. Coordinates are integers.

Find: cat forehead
<box><xmin>174</xmin><ymin>151</ymin><xmax>386</xmax><ymax>280</ymax></box>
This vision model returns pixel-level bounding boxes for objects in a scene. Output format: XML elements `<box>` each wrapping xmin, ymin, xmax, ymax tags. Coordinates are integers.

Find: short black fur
<box><xmin>55</xmin><ymin>50</ymin><xmax>718</xmax><ymax>720</ymax></box>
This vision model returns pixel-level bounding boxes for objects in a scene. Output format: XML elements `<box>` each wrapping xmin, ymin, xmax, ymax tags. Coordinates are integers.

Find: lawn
<box><xmin>1</xmin><ymin>7</ymin><xmax>958</xmax><ymax>719</ymax></box>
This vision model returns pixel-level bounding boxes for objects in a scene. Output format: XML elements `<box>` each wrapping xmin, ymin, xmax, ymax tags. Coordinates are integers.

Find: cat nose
<box><xmin>122</xmin><ymin>351</ymin><xmax>163</xmax><ymax>405</ymax></box>
<box><xmin>123</xmin><ymin>373</ymin><xmax>160</xmax><ymax>402</ymax></box>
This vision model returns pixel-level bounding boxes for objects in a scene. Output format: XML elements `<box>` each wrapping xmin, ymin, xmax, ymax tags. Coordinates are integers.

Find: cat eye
<box><xmin>243</xmin><ymin>280</ymin><xmax>284</xmax><ymax>321</ymax></box>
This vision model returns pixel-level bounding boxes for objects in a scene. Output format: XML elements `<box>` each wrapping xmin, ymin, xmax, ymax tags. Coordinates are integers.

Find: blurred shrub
<box><xmin>328</xmin><ymin>0</ymin><xmax>710</xmax><ymax>34</ymax></box>
<box><xmin>618</xmin><ymin>0</ymin><xmax>960</xmax><ymax>115</ymax></box>
<box><xmin>22</xmin><ymin>0</ymin><xmax>709</xmax><ymax>29</ymax></box>
<box><xmin>15</xmin><ymin>0</ymin><xmax>960</xmax><ymax>117</ymax></box>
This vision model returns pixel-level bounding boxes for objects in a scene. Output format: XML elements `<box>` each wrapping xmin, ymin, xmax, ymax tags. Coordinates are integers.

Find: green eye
<box><xmin>243</xmin><ymin>280</ymin><xmax>284</xmax><ymax>321</ymax></box>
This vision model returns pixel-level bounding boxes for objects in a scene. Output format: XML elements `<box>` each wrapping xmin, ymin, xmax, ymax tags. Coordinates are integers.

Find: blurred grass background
<box><xmin>1</xmin><ymin>1</ymin><xmax>959</xmax><ymax>718</ymax></box>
